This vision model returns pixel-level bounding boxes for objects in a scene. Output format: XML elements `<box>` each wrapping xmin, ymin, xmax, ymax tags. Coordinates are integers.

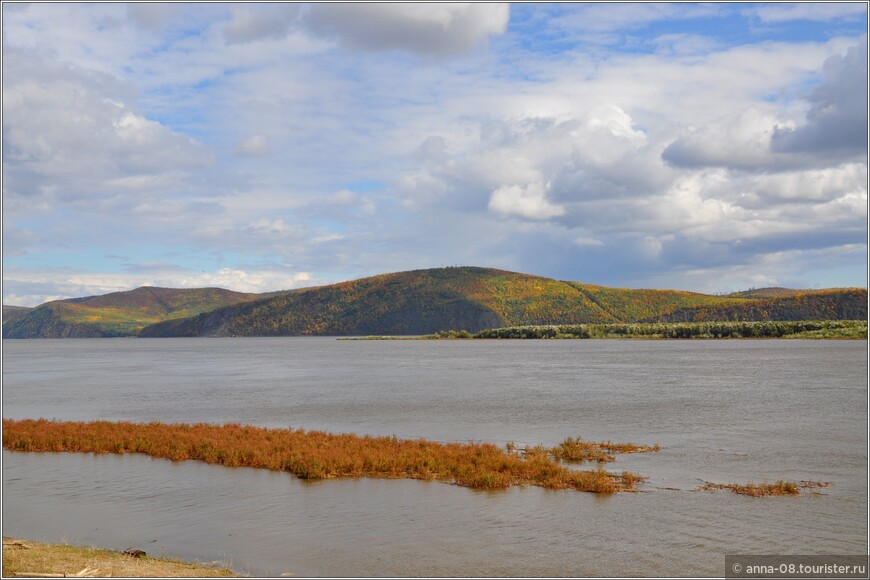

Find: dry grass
<box><xmin>549</xmin><ymin>436</ymin><xmax>661</xmax><ymax>463</ymax></box>
<box><xmin>694</xmin><ymin>479</ymin><xmax>830</xmax><ymax>497</ymax></box>
<box><xmin>2</xmin><ymin>538</ymin><xmax>236</xmax><ymax>577</ymax></box>
<box><xmin>3</xmin><ymin>419</ymin><xmax>647</xmax><ymax>493</ymax></box>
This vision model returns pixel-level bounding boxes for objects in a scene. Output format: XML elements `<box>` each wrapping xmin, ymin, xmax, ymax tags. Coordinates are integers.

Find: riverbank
<box><xmin>2</xmin><ymin>538</ymin><xmax>237</xmax><ymax>577</ymax></box>
<box><xmin>341</xmin><ymin>320</ymin><xmax>868</xmax><ymax>340</ymax></box>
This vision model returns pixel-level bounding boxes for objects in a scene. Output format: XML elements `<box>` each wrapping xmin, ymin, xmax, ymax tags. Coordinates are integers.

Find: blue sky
<box><xmin>2</xmin><ymin>2</ymin><xmax>867</xmax><ymax>306</ymax></box>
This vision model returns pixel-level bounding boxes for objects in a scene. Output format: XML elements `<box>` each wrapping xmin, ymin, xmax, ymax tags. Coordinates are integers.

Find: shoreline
<box><xmin>340</xmin><ymin>320</ymin><xmax>868</xmax><ymax>340</ymax></box>
<box><xmin>2</xmin><ymin>537</ymin><xmax>238</xmax><ymax>578</ymax></box>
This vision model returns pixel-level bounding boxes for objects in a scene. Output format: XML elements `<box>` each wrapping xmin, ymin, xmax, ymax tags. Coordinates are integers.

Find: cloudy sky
<box><xmin>3</xmin><ymin>2</ymin><xmax>868</xmax><ymax>306</ymax></box>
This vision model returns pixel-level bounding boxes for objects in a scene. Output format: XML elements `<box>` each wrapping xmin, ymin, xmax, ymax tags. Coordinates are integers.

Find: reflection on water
<box><xmin>2</xmin><ymin>339</ymin><xmax>867</xmax><ymax>576</ymax></box>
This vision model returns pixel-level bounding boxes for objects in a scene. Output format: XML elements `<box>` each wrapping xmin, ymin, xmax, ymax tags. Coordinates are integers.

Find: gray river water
<box><xmin>2</xmin><ymin>338</ymin><xmax>867</xmax><ymax>576</ymax></box>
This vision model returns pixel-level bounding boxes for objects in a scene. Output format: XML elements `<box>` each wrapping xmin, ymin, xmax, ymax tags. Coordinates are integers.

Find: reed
<box><xmin>3</xmin><ymin>419</ymin><xmax>647</xmax><ymax>494</ymax></box>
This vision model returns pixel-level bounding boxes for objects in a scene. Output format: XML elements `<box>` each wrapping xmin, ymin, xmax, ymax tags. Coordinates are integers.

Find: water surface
<box><xmin>3</xmin><ymin>338</ymin><xmax>867</xmax><ymax>576</ymax></box>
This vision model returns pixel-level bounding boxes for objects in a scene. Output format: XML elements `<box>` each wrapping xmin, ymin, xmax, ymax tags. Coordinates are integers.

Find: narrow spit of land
<box><xmin>2</xmin><ymin>419</ymin><xmax>650</xmax><ymax>493</ymax></box>
<box><xmin>2</xmin><ymin>538</ymin><xmax>237</xmax><ymax>578</ymax></box>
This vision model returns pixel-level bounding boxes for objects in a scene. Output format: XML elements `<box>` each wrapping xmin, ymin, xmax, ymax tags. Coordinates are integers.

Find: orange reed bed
<box><xmin>3</xmin><ymin>419</ymin><xmax>647</xmax><ymax>493</ymax></box>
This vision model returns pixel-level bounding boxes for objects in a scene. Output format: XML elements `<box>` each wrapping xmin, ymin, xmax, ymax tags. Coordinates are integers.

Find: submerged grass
<box><xmin>695</xmin><ymin>479</ymin><xmax>829</xmax><ymax>497</ymax></box>
<box><xmin>2</xmin><ymin>419</ymin><xmax>649</xmax><ymax>494</ymax></box>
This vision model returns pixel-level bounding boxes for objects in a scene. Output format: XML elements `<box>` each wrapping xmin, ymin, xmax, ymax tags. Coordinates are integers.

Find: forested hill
<box><xmin>2</xmin><ymin>305</ymin><xmax>32</xmax><ymax>325</ymax></box>
<box><xmin>4</xmin><ymin>268</ymin><xmax>865</xmax><ymax>338</ymax></box>
<box><xmin>2</xmin><ymin>287</ymin><xmax>262</xmax><ymax>338</ymax></box>
<box><xmin>648</xmin><ymin>288</ymin><xmax>867</xmax><ymax>323</ymax></box>
<box><xmin>138</xmin><ymin>267</ymin><xmax>868</xmax><ymax>338</ymax></box>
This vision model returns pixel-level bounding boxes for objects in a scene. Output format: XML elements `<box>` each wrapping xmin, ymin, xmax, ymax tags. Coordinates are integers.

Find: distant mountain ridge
<box><xmin>2</xmin><ymin>287</ymin><xmax>262</xmax><ymax>338</ymax></box>
<box><xmin>4</xmin><ymin>267</ymin><xmax>867</xmax><ymax>338</ymax></box>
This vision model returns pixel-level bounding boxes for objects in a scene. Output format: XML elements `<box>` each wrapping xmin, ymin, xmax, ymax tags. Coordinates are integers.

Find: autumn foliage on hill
<box><xmin>140</xmin><ymin>268</ymin><xmax>867</xmax><ymax>337</ymax></box>
<box><xmin>3</xmin><ymin>287</ymin><xmax>262</xmax><ymax>338</ymax></box>
<box><xmin>5</xmin><ymin>267</ymin><xmax>866</xmax><ymax>338</ymax></box>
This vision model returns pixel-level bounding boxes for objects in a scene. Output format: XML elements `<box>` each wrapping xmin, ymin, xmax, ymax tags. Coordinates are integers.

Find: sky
<box><xmin>2</xmin><ymin>2</ymin><xmax>868</xmax><ymax>306</ymax></box>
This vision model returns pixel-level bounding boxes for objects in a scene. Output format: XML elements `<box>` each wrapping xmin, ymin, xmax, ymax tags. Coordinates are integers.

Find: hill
<box><xmin>139</xmin><ymin>267</ymin><xmax>868</xmax><ymax>337</ymax></box>
<box><xmin>648</xmin><ymin>288</ymin><xmax>867</xmax><ymax>322</ymax></box>
<box><xmin>6</xmin><ymin>268</ymin><xmax>865</xmax><ymax>338</ymax></box>
<box><xmin>726</xmin><ymin>287</ymin><xmax>805</xmax><ymax>299</ymax></box>
<box><xmin>2</xmin><ymin>305</ymin><xmax>33</xmax><ymax>325</ymax></box>
<box><xmin>2</xmin><ymin>287</ymin><xmax>262</xmax><ymax>338</ymax></box>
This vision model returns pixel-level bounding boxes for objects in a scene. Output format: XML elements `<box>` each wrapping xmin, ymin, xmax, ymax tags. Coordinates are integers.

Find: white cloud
<box><xmin>489</xmin><ymin>182</ymin><xmax>565</xmax><ymax>220</ymax></box>
<box><xmin>738</xmin><ymin>164</ymin><xmax>868</xmax><ymax>204</ymax></box>
<box><xmin>176</xmin><ymin>268</ymin><xmax>312</xmax><ymax>293</ymax></box>
<box><xmin>3</xmin><ymin>49</ymin><xmax>211</xmax><ymax>208</ymax></box>
<box><xmin>662</xmin><ymin>107</ymin><xmax>786</xmax><ymax>169</ymax></box>
<box><xmin>2</xmin><ymin>267</ymin><xmax>319</xmax><ymax>307</ymax></box>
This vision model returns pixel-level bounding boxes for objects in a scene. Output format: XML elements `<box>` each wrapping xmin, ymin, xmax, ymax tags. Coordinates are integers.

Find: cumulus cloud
<box><xmin>402</xmin><ymin>107</ymin><xmax>657</xmax><ymax>219</ymax></box>
<box><xmin>664</xmin><ymin>39</ymin><xmax>868</xmax><ymax>170</ymax></box>
<box><xmin>303</xmin><ymin>3</ymin><xmax>509</xmax><ymax>56</ymax></box>
<box><xmin>661</xmin><ymin>108</ymin><xmax>786</xmax><ymax>169</ymax></box>
<box><xmin>728</xmin><ymin>164</ymin><xmax>868</xmax><ymax>205</ymax></box>
<box><xmin>662</xmin><ymin>38</ymin><xmax>867</xmax><ymax>169</ymax></box>
<box><xmin>772</xmin><ymin>39</ymin><xmax>868</xmax><ymax>156</ymax></box>
<box><xmin>3</xmin><ymin>49</ymin><xmax>211</xmax><ymax>208</ymax></box>
<box><xmin>489</xmin><ymin>182</ymin><xmax>565</xmax><ymax>220</ymax></box>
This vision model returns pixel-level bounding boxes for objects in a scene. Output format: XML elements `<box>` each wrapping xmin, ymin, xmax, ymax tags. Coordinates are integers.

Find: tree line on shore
<box><xmin>434</xmin><ymin>320</ymin><xmax>867</xmax><ymax>340</ymax></box>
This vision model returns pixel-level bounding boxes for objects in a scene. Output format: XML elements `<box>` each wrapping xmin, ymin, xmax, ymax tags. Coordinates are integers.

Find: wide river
<box><xmin>2</xmin><ymin>338</ymin><xmax>867</xmax><ymax>577</ymax></box>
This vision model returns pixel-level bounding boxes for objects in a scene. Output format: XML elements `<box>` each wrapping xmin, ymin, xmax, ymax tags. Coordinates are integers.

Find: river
<box><xmin>2</xmin><ymin>338</ymin><xmax>867</xmax><ymax>576</ymax></box>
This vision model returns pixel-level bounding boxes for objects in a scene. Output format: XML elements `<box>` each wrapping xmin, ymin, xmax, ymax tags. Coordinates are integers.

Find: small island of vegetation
<box><xmin>3</xmin><ymin>419</ymin><xmax>651</xmax><ymax>493</ymax></box>
<box><xmin>3</xmin><ymin>419</ymin><xmax>827</xmax><ymax>499</ymax></box>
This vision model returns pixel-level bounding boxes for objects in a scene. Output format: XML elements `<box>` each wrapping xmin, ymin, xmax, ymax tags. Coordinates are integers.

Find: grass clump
<box><xmin>549</xmin><ymin>437</ymin><xmax>661</xmax><ymax>463</ymax></box>
<box><xmin>3</xmin><ymin>419</ymin><xmax>648</xmax><ymax>494</ymax></box>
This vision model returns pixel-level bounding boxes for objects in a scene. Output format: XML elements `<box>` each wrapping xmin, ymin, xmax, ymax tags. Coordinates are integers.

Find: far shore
<box><xmin>339</xmin><ymin>320</ymin><xmax>868</xmax><ymax>341</ymax></box>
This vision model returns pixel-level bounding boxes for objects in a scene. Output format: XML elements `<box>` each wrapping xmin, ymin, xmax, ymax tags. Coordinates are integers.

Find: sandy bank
<box><xmin>2</xmin><ymin>538</ymin><xmax>238</xmax><ymax>578</ymax></box>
